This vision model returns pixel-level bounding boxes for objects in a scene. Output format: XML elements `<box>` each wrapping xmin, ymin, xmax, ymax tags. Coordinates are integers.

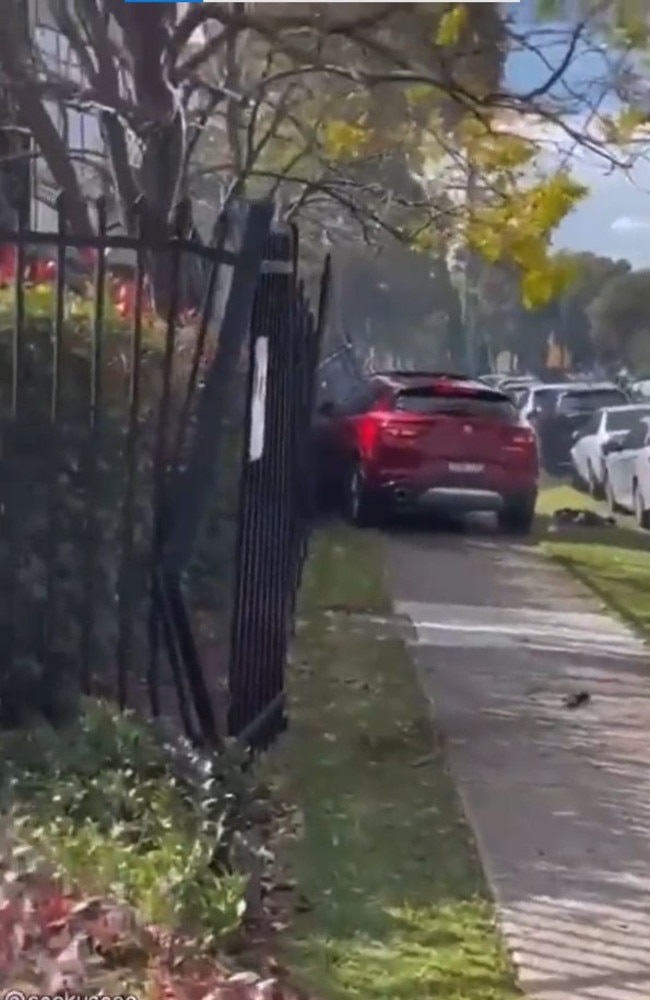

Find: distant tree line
<box><xmin>472</xmin><ymin>252</ymin><xmax>650</xmax><ymax>374</ymax></box>
<box><xmin>331</xmin><ymin>246</ymin><xmax>650</xmax><ymax>377</ymax></box>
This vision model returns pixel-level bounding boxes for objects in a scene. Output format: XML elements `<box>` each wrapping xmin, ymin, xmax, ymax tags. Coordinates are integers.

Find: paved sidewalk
<box><xmin>385</xmin><ymin>529</ymin><xmax>650</xmax><ymax>1000</ymax></box>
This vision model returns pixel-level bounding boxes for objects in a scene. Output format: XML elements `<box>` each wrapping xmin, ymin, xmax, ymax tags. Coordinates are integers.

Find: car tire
<box><xmin>498</xmin><ymin>497</ymin><xmax>536</xmax><ymax>535</ymax></box>
<box><xmin>346</xmin><ymin>460</ymin><xmax>379</xmax><ymax>528</ymax></box>
<box><xmin>634</xmin><ymin>482</ymin><xmax>650</xmax><ymax>529</ymax></box>
<box><xmin>586</xmin><ymin>462</ymin><xmax>601</xmax><ymax>498</ymax></box>
<box><xmin>605</xmin><ymin>478</ymin><xmax>621</xmax><ymax>516</ymax></box>
<box><xmin>570</xmin><ymin>464</ymin><xmax>585</xmax><ymax>491</ymax></box>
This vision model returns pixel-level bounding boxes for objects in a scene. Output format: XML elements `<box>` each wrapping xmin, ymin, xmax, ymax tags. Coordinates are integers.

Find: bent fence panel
<box><xmin>226</xmin><ymin>231</ymin><xmax>330</xmax><ymax>751</ymax></box>
<box><xmin>0</xmin><ymin>196</ymin><xmax>267</xmax><ymax>737</ymax></box>
<box><xmin>0</xmin><ymin>194</ymin><xmax>327</xmax><ymax>752</ymax></box>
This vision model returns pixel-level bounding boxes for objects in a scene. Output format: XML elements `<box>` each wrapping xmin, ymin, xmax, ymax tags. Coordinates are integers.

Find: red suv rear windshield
<box><xmin>394</xmin><ymin>387</ymin><xmax>517</xmax><ymax>421</ymax></box>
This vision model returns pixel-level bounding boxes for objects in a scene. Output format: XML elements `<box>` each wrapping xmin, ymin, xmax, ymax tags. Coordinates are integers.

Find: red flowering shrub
<box><xmin>0</xmin><ymin>246</ymin><xmax>154</xmax><ymax>317</ymax></box>
<box><xmin>0</xmin><ymin>867</ymin><xmax>283</xmax><ymax>999</ymax></box>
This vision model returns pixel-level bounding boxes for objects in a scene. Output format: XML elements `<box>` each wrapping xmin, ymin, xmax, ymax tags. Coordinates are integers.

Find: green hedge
<box><xmin>0</xmin><ymin>698</ymin><xmax>257</xmax><ymax>944</ymax></box>
<box><xmin>0</xmin><ymin>283</ymin><xmax>244</xmax><ymax>730</ymax></box>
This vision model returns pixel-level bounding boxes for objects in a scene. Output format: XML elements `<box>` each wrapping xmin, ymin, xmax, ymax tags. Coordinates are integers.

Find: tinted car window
<box><xmin>606</xmin><ymin>408</ymin><xmax>650</xmax><ymax>431</ymax></box>
<box><xmin>394</xmin><ymin>389</ymin><xmax>517</xmax><ymax>421</ymax></box>
<box><xmin>559</xmin><ymin>389</ymin><xmax>628</xmax><ymax>412</ymax></box>
<box><xmin>532</xmin><ymin>387</ymin><xmax>564</xmax><ymax>412</ymax></box>
<box><xmin>580</xmin><ymin>412</ymin><xmax>601</xmax><ymax>436</ymax></box>
<box><xmin>621</xmin><ymin>423</ymin><xmax>650</xmax><ymax>450</ymax></box>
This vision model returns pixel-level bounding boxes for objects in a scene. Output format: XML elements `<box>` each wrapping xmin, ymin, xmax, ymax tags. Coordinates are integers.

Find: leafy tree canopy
<box><xmin>0</xmin><ymin>1</ymin><xmax>645</xmax><ymax>309</ymax></box>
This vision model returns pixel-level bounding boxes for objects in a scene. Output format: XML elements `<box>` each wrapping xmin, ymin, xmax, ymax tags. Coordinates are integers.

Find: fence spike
<box><xmin>129</xmin><ymin>195</ymin><xmax>147</xmax><ymax>236</ymax></box>
<box><xmin>54</xmin><ymin>190</ymin><xmax>65</xmax><ymax>217</ymax></box>
<box><xmin>94</xmin><ymin>196</ymin><xmax>108</xmax><ymax>236</ymax></box>
<box><xmin>172</xmin><ymin>199</ymin><xmax>192</xmax><ymax>238</ymax></box>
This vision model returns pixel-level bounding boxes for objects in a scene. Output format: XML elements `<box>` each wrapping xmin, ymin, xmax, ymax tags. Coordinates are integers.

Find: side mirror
<box><xmin>571</xmin><ymin>429</ymin><xmax>582</xmax><ymax>442</ymax></box>
<box><xmin>317</xmin><ymin>400</ymin><xmax>335</xmax><ymax>417</ymax></box>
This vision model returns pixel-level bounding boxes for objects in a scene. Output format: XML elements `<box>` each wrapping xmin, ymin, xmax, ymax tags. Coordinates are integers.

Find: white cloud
<box><xmin>611</xmin><ymin>216</ymin><xmax>650</xmax><ymax>231</ymax></box>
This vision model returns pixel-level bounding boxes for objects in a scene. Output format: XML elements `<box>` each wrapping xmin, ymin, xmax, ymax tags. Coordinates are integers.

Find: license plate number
<box><xmin>448</xmin><ymin>462</ymin><xmax>484</xmax><ymax>473</ymax></box>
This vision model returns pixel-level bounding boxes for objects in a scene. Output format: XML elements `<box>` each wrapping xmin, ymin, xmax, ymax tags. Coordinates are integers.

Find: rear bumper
<box><xmin>377</xmin><ymin>479</ymin><xmax>536</xmax><ymax>513</ymax></box>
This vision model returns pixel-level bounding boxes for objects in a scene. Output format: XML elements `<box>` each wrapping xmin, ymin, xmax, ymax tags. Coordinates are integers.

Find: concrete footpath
<box><xmin>385</xmin><ymin>527</ymin><xmax>650</xmax><ymax>1000</ymax></box>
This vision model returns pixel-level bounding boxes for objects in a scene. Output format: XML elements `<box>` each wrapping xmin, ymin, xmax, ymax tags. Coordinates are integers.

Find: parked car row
<box><xmin>481</xmin><ymin>376</ymin><xmax>628</xmax><ymax>474</ymax></box>
<box><xmin>569</xmin><ymin>405</ymin><xmax>650</xmax><ymax>526</ymax></box>
<box><xmin>569</xmin><ymin>405</ymin><xmax>650</xmax><ymax>494</ymax></box>
<box><xmin>312</xmin><ymin>363</ymin><xmax>650</xmax><ymax>534</ymax></box>
<box><xmin>314</xmin><ymin>370</ymin><xmax>539</xmax><ymax>533</ymax></box>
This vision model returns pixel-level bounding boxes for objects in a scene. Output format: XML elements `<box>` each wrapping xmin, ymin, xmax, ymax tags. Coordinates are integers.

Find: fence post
<box><xmin>227</xmin><ymin>226</ymin><xmax>298</xmax><ymax>749</ymax></box>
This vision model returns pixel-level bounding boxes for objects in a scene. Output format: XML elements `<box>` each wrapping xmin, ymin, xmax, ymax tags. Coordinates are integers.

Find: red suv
<box><xmin>315</xmin><ymin>371</ymin><xmax>539</xmax><ymax>532</ymax></box>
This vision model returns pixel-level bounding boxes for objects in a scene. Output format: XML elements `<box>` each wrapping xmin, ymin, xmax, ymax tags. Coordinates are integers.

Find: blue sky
<box><xmin>504</xmin><ymin>1</ymin><xmax>650</xmax><ymax>267</ymax></box>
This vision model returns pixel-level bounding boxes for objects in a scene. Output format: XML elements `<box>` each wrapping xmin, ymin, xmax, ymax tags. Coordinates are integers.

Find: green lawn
<box><xmin>536</xmin><ymin>483</ymin><xmax>650</xmax><ymax>634</ymax></box>
<box><xmin>266</xmin><ymin>526</ymin><xmax>519</xmax><ymax>1000</ymax></box>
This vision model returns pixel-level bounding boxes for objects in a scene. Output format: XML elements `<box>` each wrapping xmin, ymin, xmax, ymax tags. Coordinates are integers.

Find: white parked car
<box><xmin>604</xmin><ymin>417</ymin><xmax>650</xmax><ymax>527</ymax></box>
<box><xmin>570</xmin><ymin>404</ymin><xmax>650</xmax><ymax>495</ymax></box>
<box><xmin>517</xmin><ymin>382</ymin><xmax>575</xmax><ymax>422</ymax></box>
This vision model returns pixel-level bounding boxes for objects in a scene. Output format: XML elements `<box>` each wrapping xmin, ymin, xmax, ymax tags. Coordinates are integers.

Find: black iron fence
<box><xmin>0</xmin><ymin>195</ymin><xmax>328</xmax><ymax>751</ymax></box>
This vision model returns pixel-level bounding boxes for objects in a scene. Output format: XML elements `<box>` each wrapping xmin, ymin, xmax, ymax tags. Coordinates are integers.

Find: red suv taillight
<box><xmin>357</xmin><ymin>415</ymin><xmax>381</xmax><ymax>456</ymax></box>
<box><xmin>508</xmin><ymin>427</ymin><xmax>536</xmax><ymax>448</ymax></box>
<box><xmin>503</xmin><ymin>425</ymin><xmax>537</xmax><ymax>464</ymax></box>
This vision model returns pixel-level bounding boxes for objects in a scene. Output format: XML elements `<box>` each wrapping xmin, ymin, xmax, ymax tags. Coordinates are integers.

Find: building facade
<box><xmin>28</xmin><ymin>0</ymin><xmax>103</xmax><ymax>230</ymax></box>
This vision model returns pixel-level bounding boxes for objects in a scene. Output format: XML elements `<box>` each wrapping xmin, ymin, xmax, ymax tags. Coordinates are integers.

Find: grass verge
<box><xmin>299</xmin><ymin>521</ymin><xmax>390</xmax><ymax>614</ymax></box>
<box><xmin>266</xmin><ymin>525</ymin><xmax>519</xmax><ymax>1000</ymax></box>
<box><xmin>536</xmin><ymin>483</ymin><xmax>650</xmax><ymax>634</ymax></box>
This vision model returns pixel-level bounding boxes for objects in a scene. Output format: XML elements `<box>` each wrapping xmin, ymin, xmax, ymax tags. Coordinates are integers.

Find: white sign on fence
<box><xmin>248</xmin><ymin>336</ymin><xmax>269</xmax><ymax>462</ymax></box>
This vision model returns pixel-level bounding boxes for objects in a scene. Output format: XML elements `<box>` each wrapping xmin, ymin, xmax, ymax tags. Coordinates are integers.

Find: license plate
<box><xmin>448</xmin><ymin>462</ymin><xmax>484</xmax><ymax>473</ymax></box>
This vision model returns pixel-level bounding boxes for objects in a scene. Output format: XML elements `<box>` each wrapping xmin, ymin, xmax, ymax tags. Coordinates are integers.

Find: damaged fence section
<box><xmin>0</xmin><ymin>195</ymin><xmax>329</xmax><ymax>752</ymax></box>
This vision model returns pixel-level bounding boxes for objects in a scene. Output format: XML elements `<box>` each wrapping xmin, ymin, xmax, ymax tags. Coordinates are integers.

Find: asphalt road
<box><xmin>384</xmin><ymin>518</ymin><xmax>650</xmax><ymax>1000</ymax></box>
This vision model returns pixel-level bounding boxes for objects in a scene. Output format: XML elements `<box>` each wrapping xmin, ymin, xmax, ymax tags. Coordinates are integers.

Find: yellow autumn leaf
<box><xmin>404</xmin><ymin>85</ymin><xmax>433</xmax><ymax>106</ymax></box>
<box><xmin>473</xmin><ymin>134</ymin><xmax>536</xmax><ymax>172</ymax></box>
<box><xmin>613</xmin><ymin>14</ymin><xmax>648</xmax><ymax>47</ymax></box>
<box><xmin>435</xmin><ymin>4</ymin><xmax>468</xmax><ymax>47</ymax></box>
<box><xmin>464</xmin><ymin>170</ymin><xmax>587</xmax><ymax>308</ymax></box>
<box><xmin>411</xmin><ymin>228</ymin><xmax>436</xmax><ymax>253</ymax></box>
<box><xmin>536</xmin><ymin>175</ymin><xmax>588</xmax><ymax>232</ymax></box>
<box><xmin>603</xmin><ymin>106</ymin><xmax>649</xmax><ymax>143</ymax></box>
<box><xmin>521</xmin><ymin>258</ymin><xmax>575</xmax><ymax>309</ymax></box>
<box><xmin>467</xmin><ymin>222</ymin><xmax>502</xmax><ymax>263</ymax></box>
<box><xmin>521</xmin><ymin>268</ymin><xmax>554</xmax><ymax>309</ymax></box>
<box><xmin>321</xmin><ymin>120</ymin><xmax>370</xmax><ymax>160</ymax></box>
<box><xmin>457</xmin><ymin>116</ymin><xmax>487</xmax><ymax>144</ymax></box>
